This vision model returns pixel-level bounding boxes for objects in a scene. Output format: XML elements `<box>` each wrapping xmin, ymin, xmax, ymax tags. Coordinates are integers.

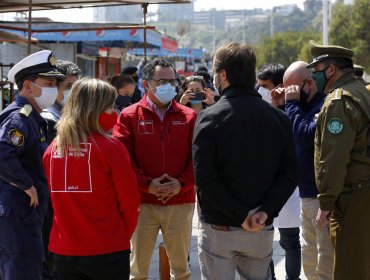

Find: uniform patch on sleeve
<box><xmin>327</xmin><ymin>118</ymin><xmax>343</xmax><ymax>134</ymax></box>
<box><xmin>8</xmin><ymin>129</ymin><xmax>25</xmax><ymax>146</ymax></box>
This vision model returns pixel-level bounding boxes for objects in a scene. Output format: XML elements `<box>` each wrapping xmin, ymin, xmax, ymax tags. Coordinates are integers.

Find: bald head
<box><xmin>283</xmin><ymin>61</ymin><xmax>312</xmax><ymax>87</ymax></box>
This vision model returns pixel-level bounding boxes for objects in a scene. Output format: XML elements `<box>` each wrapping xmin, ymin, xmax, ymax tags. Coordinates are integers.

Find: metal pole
<box><xmin>242</xmin><ymin>9</ymin><xmax>245</xmax><ymax>44</ymax></box>
<box><xmin>27</xmin><ymin>0</ymin><xmax>32</xmax><ymax>54</ymax></box>
<box><xmin>142</xmin><ymin>3</ymin><xmax>148</xmax><ymax>65</ymax></box>
<box><xmin>323</xmin><ymin>0</ymin><xmax>328</xmax><ymax>44</ymax></box>
<box><xmin>212</xmin><ymin>11</ymin><xmax>216</xmax><ymax>54</ymax></box>
<box><xmin>270</xmin><ymin>8</ymin><xmax>274</xmax><ymax>38</ymax></box>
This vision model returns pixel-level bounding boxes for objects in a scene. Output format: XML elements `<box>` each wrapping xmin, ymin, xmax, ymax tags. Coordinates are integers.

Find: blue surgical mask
<box><xmin>190</xmin><ymin>100</ymin><xmax>202</xmax><ymax>105</ymax></box>
<box><xmin>154</xmin><ymin>83</ymin><xmax>177</xmax><ymax>104</ymax></box>
<box><xmin>60</xmin><ymin>90</ymin><xmax>70</xmax><ymax>107</ymax></box>
<box><xmin>213</xmin><ymin>73</ymin><xmax>223</xmax><ymax>95</ymax></box>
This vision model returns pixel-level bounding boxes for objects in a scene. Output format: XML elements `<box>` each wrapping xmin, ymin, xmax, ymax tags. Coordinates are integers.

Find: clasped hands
<box><xmin>148</xmin><ymin>174</ymin><xmax>181</xmax><ymax>204</ymax></box>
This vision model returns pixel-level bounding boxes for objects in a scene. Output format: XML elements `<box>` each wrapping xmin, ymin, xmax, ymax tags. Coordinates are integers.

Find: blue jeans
<box><xmin>270</xmin><ymin>227</ymin><xmax>301</xmax><ymax>280</ymax></box>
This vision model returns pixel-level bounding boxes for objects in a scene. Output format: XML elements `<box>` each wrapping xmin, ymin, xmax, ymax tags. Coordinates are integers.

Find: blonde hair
<box><xmin>56</xmin><ymin>77</ymin><xmax>117</xmax><ymax>152</ymax></box>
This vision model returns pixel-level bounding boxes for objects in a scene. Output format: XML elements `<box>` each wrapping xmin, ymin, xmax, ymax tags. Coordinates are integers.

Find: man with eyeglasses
<box><xmin>308</xmin><ymin>40</ymin><xmax>370</xmax><ymax>280</ymax></box>
<box><xmin>273</xmin><ymin>61</ymin><xmax>333</xmax><ymax>280</ymax></box>
<box><xmin>0</xmin><ymin>50</ymin><xmax>65</xmax><ymax>280</ymax></box>
<box><xmin>113</xmin><ymin>58</ymin><xmax>196</xmax><ymax>280</ymax></box>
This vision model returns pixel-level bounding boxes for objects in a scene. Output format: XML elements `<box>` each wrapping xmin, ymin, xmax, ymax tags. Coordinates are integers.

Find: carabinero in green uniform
<box><xmin>307</xmin><ymin>40</ymin><xmax>370</xmax><ymax>280</ymax></box>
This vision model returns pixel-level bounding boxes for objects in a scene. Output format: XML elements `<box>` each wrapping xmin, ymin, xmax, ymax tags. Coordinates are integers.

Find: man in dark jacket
<box><xmin>192</xmin><ymin>42</ymin><xmax>298</xmax><ymax>280</ymax></box>
<box><xmin>278</xmin><ymin>61</ymin><xmax>333</xmax><ymax>280</ymax></box>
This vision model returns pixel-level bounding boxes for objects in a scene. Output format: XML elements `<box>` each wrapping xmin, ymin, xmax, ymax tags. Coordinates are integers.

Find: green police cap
<box><xmin>307</xmin><ymin>40</ymin><xmax>354</xmax><ymax>68</ymax></box>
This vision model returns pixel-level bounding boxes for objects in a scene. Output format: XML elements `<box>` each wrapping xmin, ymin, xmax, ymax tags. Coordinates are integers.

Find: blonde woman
<box><xmin>42</xmin><ymin>78</ymin><xmax>140</xmax><ymax>280</ymax></box>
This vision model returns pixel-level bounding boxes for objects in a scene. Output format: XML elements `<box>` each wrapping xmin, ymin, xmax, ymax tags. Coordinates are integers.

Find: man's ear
<box><xmin>22</xmin><ymin>80</ymin><xmax>33</xmax><ymax>95</ymax></box>
<box><xmin>327</xmin><ymin>64</ymin><xmax>336</xmax><ymax>78</ymax></box>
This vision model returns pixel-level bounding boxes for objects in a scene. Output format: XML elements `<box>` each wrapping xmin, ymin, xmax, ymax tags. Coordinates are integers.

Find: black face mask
<box><xmin>300</xmin><ymin>79</ymin><xmax>311</xmax><ymax>108</ymax></box>
<box><xmin>115</xmin><ymin>95</ymin><xmax>131</xmax><ymax>111</ymax></box>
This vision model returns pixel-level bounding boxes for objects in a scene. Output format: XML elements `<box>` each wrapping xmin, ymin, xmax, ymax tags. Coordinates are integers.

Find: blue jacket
<box><xmin>285</xmin><ymin>92</ymin><xmax>325</xmax><ymax>198</ymax></box>
<box><xmin>0</xmin><ymin>95</ymin><xmax>49</xmax><ymax>194</ymax></box>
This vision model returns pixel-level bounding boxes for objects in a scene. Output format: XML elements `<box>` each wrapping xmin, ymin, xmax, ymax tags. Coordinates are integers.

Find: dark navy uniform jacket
<box><xmin>0</xmin><ymin>95</ymin><xmax>48</xmax><ymax>193</ymax></box>
<box><xmin>0</xmin><ymin>95</ymin><xmax>48</xmax><ymax>253</ymax></box>
<box><xmin>285</xmin><ymin>92</ymin><xmax>325</xmax><ymax>198</ymax></box>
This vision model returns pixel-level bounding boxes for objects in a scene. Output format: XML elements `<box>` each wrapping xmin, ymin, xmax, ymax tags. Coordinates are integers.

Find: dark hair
<box><xmin>324</xmin><ymin>58</ymin><xmax>354</xmax><ymax>71</ymax></box>
<box><xmin>55</xmin><ymin>60</ymin><xmax>82</xmax><ymax>78</ymax></box>
<box><xmin>213</xmin><ymin>42</ymin><xmax>256</xmax><ymax>89</ymax></box>
<box><xmin>16</xmin><ymin>74</ymin><xmax>39</xmax><ymax>91</ymax></box>
<box><xmin>181</xmin><ymin>76</ymin><xmax>205</xmax><ymax>93</ymax></box>
<box><xmin>257</xmin><ymin>63</ymin><xmax>286</xmax><ymax>87</ymax></box>
<box><xmin>108</xmin><ymin>74</ymin><xmax>136</xmax><ymax>90</ymax></box>
<box><xmin>142</xmin><ymin>58</ymin><xmax>175</xmax><ymax>81</ymax></box>
<box><xmin>197</xmin><ymin>66</ymin><xmax>208</xmax><ymax>72</ymax></box>
<box><xmin>194</xmin><ymin>70</ymin><xmax>211</xmax><ymax>84</ymax></box>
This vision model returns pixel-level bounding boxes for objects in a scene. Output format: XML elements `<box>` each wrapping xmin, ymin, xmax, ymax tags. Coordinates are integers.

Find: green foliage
<box><xmin>254</xmin><ymin>31</ymin><xmax>320</xmax><ymax>68</ymax></box>
<box><xmin>330</xmin><ymin>0</ymin><xmax>370</xmax><ymax>71</ymax></box>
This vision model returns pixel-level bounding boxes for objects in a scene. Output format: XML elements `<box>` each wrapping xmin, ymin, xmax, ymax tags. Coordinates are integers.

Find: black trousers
<box><xmin>53</xmin><ymin>250</ymin><xmax>130</xmax><ymax>280</ymax></box>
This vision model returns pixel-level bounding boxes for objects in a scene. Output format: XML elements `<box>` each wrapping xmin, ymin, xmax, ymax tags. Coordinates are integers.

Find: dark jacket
<box><xmin>192</xmin><ymin>85</ymin><xmax>298</xmax><ymax>226</ymax></box>
<box><xmin>285</xmin><ymin>92</ymin><xmax>325</xmax><ymax>198</ymax></box>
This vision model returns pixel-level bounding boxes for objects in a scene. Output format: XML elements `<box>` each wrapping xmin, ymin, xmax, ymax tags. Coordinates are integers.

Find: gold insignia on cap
<box><xmin>8</xmin><ymin>129</ymin><xmax>25</xmax><ymax>147</ymax></box>
<box><xmin>49</xmin><ymin>54</ymin><xmax>56</xmax><ymax>66</ymax></box>
<box><xmin>20</xmin><ymin>104</ymin><xmax>32</xmax><ymax>117</ymax></box>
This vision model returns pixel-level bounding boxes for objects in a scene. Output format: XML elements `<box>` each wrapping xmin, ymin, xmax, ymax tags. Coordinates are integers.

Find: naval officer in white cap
<box><xmin>0</xmin><ymin>50</ymin><xmax>64</xmax><ymax>280</ymax></box>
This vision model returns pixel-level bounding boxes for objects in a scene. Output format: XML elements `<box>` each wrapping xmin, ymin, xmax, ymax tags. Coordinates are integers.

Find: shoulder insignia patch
<box><xmin>327</xmin><ymin>118</ymin><xmax>343</xmax><ymax>134</ymax></box>
<box><xmin>8</xmin><ymin>129</ymin><xmax>25</xmax><ymax>146</ymax></box>
<box><xmin>20</xmin><ymin>104</ymin><xmax>32</xmax><ymax>117</ymax></box>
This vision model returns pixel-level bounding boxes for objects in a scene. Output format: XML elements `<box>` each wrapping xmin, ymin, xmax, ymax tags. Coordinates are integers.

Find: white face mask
<box><xmin>60</xmin><ymin>90</ymin><xmax>70</xmax><ymax>106</ymax></box>
<box><xmin>258</xmin><ymin>86</ymin><xmax>272</xmax><ymax>103</ymax></box>
<box><xmin>31</xmin><ymin>82</ymin><xmax>58</xmax><ymax>110</ymax></box>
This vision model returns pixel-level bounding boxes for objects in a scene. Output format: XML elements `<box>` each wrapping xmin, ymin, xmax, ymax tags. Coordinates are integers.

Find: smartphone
<box><xmin>193</xmin><ymin>92</ymin><xmax>205</xmax><ymax>100</ymax></box>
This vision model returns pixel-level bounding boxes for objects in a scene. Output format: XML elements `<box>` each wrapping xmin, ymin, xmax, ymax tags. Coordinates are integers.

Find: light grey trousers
<box><xmin>198</xmin><ymin>221</ymin><xmax>274</xmax><ymax>280</ymax></box>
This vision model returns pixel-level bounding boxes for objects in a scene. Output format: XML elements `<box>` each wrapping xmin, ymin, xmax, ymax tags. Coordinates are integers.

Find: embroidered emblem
<box><xmin>8</xmin><ymin>129</ymin><xmax>25</xmax><ymax>146</ymax></box>
<box><xmin>327</xmin><ymin>118</ymin><xmax>343</xmax><ymax>134</ymax></box>
<box><xmin>49</xmin><ymin>53</ymin><xmax>56</xmax><ymax>66</ymax></box>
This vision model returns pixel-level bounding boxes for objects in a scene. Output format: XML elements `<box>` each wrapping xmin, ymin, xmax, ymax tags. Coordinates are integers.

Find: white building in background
<box><xmin>94</xmin><ymin>5</ymin><xmax>142</xmax><ymax>23</ymax></box>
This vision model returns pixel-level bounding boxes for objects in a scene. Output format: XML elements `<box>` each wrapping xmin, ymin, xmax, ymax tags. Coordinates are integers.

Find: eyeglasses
<box><xmin>185</xmin><ymin>76</ymin><xmax>204</xmax><ymax>82</ymax></box>
<box><xmin>151</xmin><ymin>79</ymin><xmax>178</xmax><ymax>87</ymax></box>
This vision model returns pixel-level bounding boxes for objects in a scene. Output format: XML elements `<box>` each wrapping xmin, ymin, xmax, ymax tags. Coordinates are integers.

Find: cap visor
<box><xmin>306</xmin><ymin>61</ymin><xmax>317</xmax><ymax>68</ymax></box>
<box><xmin>37</xmin><ymin>71</ymin><xmax>66</xmax><ymax>80</ymax></box>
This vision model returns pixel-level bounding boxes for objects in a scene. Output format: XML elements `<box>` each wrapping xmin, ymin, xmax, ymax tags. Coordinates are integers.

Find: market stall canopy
<box><xmin>128</xmin><ymin>48</ymin><xmax>204</xmax><ymax>59</ymax></box>
<box><xmin>0</xmin><ymin>0</ymin><xmax>191</xmax><ymax>13</ymax></box>
<box><xmin>1</xmin><ymin>22</ymin><xmax>178</xmax><ymax>51</ymax></box>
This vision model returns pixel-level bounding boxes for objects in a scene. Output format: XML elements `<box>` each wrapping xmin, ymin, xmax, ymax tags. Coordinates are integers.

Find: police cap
<box><xmin>8</xmin><ymin>50</ymin><xmax>65</xmax><ymax>84</ymax></box>
<box><xmin>307</xmin><ymin>40</ymin><xmax>354</xmax><ymax>68</ymax></box>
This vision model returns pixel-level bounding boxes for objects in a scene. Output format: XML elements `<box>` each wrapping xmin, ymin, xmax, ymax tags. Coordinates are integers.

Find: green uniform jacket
<box><xmin>314</xmin><ymin>72</ymin><xmax>370</xmax><ymax>210</ymax></box>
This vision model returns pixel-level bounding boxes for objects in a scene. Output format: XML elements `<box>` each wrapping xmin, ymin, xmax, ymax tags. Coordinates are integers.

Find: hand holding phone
<box><xmin>193</xmin><ymin>91</ymin><xmax>205</xmax><ymax>101</ymax></box>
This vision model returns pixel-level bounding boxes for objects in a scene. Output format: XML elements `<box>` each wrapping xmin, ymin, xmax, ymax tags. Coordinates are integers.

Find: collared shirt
<box><xmin>146</xmin><ymin>95</ymin><xmax>171</xmax><ymax>122</ymax></box>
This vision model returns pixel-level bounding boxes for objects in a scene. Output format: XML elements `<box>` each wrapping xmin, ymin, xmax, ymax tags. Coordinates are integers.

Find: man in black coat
<box><xmin>192</xmin><ymin>42</ymin><xmax>298</xmax><ymax>280</ymax></box>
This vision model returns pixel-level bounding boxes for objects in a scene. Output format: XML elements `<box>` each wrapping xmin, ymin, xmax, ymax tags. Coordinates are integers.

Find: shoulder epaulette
<box><xmin>20</xmin><ymin>104</ymin><xmax>32</xmax><ymax>117</ymax></box>
<box><xmin>331</xmin><ymin>88</ymin><xmax>343</xmax><ymax>100</ymax></box>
